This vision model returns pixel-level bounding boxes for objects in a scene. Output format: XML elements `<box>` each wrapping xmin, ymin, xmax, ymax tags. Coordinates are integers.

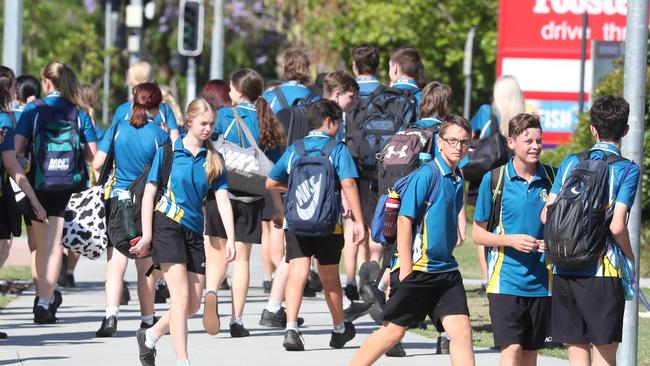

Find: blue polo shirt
<box><xmin>0</xmin><ymin>112</ymin><xmax>15</xmax><ymax>152</ymax></box>
<box><xmin>392</xmin><ymin>78</ymin><xmax>421</xmax><ymax>107</ymax></box>
<box><xmin>392</xmin><ymin>155</ymin><xmax>465</xmax><ymax>273</ymax></box>
<box><xmin>111</xmin><ymin>101</ymin><xmax>178</xmax><ymax>132</ymax></box>
<box><xmin>13</xmin><ymin>105</ymin><xmax>25</xmax><ymax>122</ymax></box>
<box><xmin>262</xmin><ymin>81</ymin><xmax>316</xmax><ymax>113</ymax></box>
<box><xmin>470</xmin><ymin>104</ymin><xmax>497</xmax><ymax>138</ymax></box>
<box><xmin>356</xmin><ymin>76</ymin><xmax>382</xmax><ymax>99</ymax></box>
<box><xmin>16</xmin><ymin>91</ymin><xmax>97</xmax><ymax>144</ymax></box>
<box><xmin>213</xmin><ymin>103</ymin><xmax>260</xmax><ymax>148</ymax></box>
<box><xmin>148</xmin><ymin>138</ymin><xmax>229</xmax><ymax>235</ymax></box>
<box><xmin>412</xmin><ymin>117</ymin><xmax>469</xmax><ymax>169</ymax></box>
<box><xmin>474</xmin><ymin>160</ymin><xmax>555</xmax><ymax>297</ymax></box>
<box><xmin>100</xmin><ymin>118</ymin><xmax>170</xmax><ymax>198</ymax></box>
<box><xmin>550</xmin><ymin>142</ymin><xmax>640</xmax><ymax>278</ymax></box>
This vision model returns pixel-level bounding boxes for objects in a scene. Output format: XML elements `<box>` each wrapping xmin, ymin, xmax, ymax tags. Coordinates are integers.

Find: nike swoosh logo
<box><xmin>570</xmin><ymin>187</ymin><xmax>580</xmax><ymax>195</ymax></box>
<box><xmin>296</xmin><ymin>174</ymin><xmax>322</xmax><ymax>220</ymax></box>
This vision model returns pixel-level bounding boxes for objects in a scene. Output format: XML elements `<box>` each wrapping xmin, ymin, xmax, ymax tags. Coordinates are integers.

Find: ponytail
<box><xmin>185</xmin><ymin>98</ymin><xmax>223</xmax><ymax>181</ymax></box>
<box><xmin>256</xmin><ymin>97</ymin><xmax>286</xmax><ymax>150</ymax></box>
<box><xmin>0</xmin><ymin>66</ymin><xmax>16</xmax><ymax>112</ymax></box>
<box><xmin>130</xmin><ymin>83</ymin><xmax>162</xmax><ymax>128</ymax></box>
<box><xmin>42</xmin><ymin>62</ymin><xmax>89</xmax><ymax>112</ymax></box>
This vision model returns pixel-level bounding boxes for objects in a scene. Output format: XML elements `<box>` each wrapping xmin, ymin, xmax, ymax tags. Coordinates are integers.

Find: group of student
<box><xmin>0</xmin><ymin>43</ymin><xmax>640</xmax><ymax>366</ymax></box>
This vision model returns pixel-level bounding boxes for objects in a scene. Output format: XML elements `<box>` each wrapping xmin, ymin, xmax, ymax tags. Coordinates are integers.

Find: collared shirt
<box><xmin>0</xmin><ymin>111</ymin><xmax>15</xmax><ymax>152</ymax></box>
<box><xmin>392</xmin><ymin>155</ymin><xmax>465</xmax><ymax>273</ymax></box>
<box><xmin>474</xmin><ymin>159</ymin><xmax>556</xmax><ymax>296</ymax></box>
<box><xmin>470</xmin><ymin>104</ymin><xmax>497</xmax><ymax>138</ymax></box>
<box><xmin>16</xmin><ymin>91</ymin><xmax>97</xmax><ymax>143</ymax></box>
<box><xmin>413</xmin><ymin>116</ymin><xmax>469</xmax><ymax>169</ymax></box>
<box><xmin>148</xmin><ymin>138</ymin><xmax>229</xmax><ymax>235</ymax></box>
<box><xmin>356</xmin><ymin>76</ymin><xmax>382</xmax><ymax>99</ymax></box>
<box><xmin>111</xmin><ymin>101</ymin><xmax>179</xmax><ymax>133</ymax></box>
<box><xmin>213</xmin><ymin>102</ymin><xmax>260</xmax><ymax>148</ymax></box>
<box><xmin>262</xmin><ymin>80</ymin><xmax>318</xmax><ymax>113</ymax></box>
<box><xmin>550</xmin><ymin>142</ymin><xmax>640</xmax><ymax>278</ymax></box>
<box><xmin>391</xmin><ymin>78</ymin><xmax>421</xmax><ymax>107</ymax></box>
<box><xmin>100</xmin><ymin>118</ymin><xmax>170</xmax><ymax>198</ymax></box>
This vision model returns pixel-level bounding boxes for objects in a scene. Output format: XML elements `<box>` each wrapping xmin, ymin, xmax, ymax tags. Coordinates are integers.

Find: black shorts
<box><xmin>551</xmin><ymin>275</ymin><xmax>624</xmax><ymax>345</ymax></box>
<box><xmin>0</xmin><ymin>202</ymin><xmax>12</xmax><ymax>239</ymax></box>
<box><xmin>382</xmin><ymin>270</ymin><xmax>470</xmax><ymax>327</ymax></box>
<box><xmin>261</xmin><ymin>192</ymin><xmax>275</xmax><ymax>221</ymax></box>
<box><xmin>152</xmin><ymin>212</ymin><xmax>206</xmax><ymax>275</ymax></box>
<box><xmin>285</xmin><ymin>232</ymin><xmax>344</xmax><ymax>266</ymax></box>
<box><xmin>205</xmin><ymin>196</ymin><xmax>263</xmax><ymax>244</ymax></box>
<box><xmin>358</xmin><ymin>177</ymin><xmax>379</xmax><ymax>228</ymax></box>
<box><xmin>488</xmin><ymin>294</ymin><xmax>551</xmax><ymax>350</ymax></box>
<box><xmin>36</xmin><ymin>188</ymin><xmax>80</xmax><ymax>218</ymax></box>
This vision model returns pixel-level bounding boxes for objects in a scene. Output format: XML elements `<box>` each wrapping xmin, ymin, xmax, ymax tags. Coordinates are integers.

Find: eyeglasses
<box><xmin>441</xmin><ymin>137</ymin><xmax>471</xmax><ymax>148</ymax></box>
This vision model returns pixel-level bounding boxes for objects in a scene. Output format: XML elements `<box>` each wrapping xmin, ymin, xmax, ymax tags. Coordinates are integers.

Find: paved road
<box><xmin>0</xmin><ymin>244</ymin><xmax>568</xmax><ymax>365</ymax></box>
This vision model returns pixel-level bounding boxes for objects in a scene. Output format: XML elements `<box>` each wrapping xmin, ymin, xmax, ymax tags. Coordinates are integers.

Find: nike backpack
<box><xmin>284</xmin><ymin>139</ymin><xmax>341</xmax><ymax>237</ymax></box>
<box><xmin>376</xmin><ymin>124</ymin><xmax>438</xmax><ymax>196</ymax></box>
<box><xmin>273</xmin><ymin>88</ymin><xmax>317</xmax><ymax>145</ymax></box>
<box><xmin>544</xmin><ymin>152</ymin><xmax>634</xmax><ymax>270</ymax></box>
<box><xmin>345</xmin><ymin>86</ymin><xmax>417</xmax><ymax>176</ymax></box>
<box><xmin>32</xmin><ymin>99</ymin><xmax>86</xmax><ymax>191</ymax></box>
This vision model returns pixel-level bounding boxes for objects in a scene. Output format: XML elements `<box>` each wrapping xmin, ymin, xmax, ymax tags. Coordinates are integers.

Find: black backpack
<box><xmin>107</xmin><ymin>144</ymin><xmax>174</xmax><ymax>259</ymax></box>
<box><xmin>376</xmin><ymin>124</ymin><xmax>438</xmax><ymax>196</ymax></box>
<box><xmin>273</xmin><ymin>88</ymin><xmax>317</xmax><ymax>146</ymax></box>
<box><xmin>463</xmin><ymin>108</ymin><xmax>510</xmax><ymax>184</ymax></box>
<box><xmin>544</xmin><ymin>152</ymin><xmax>634</xmax><ymax>270</ymax></box>
<box><xmin>345</xmin><ymin>86</ymin><xmax>417</xmax><ymax>176</ymax></box>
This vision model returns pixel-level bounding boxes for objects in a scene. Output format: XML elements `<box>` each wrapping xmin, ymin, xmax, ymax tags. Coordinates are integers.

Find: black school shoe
<box><xmin>136</xmin><ymin>328</ymin><xmax>156</xmax><ymax>366</ymax></box>
<box><xmin>139</xmin><ymin>316</ymin><xmax>159</xmax><ymax>330</ymax></box>
<box><xmin>51</xmin><ymin>290</ymin><xmax>63</xmax><ymax>314</ymax></box>
<box><xmin>229</xmin><ymin>323</ymin><xmax>250</xmax><ymax>338</ymax></box>
<box><xmin>303</xmin><ymin>284</ymin><xmax>317</xmax><ymax>298</ymax></box>
<box><xmin>96</xmin><ymin>315</ymin><xmax>118</xmax><ymax>337</ymax></box>
<box><xmin>34</xmin><ymin>305</ymin><xmax>56</xmax><ymax>324</ymax></box>
<box><xmin>343</xmin><ymin>301</ymin><xmax>372</xmax><ymax>322</ymax></box>
<box><xmin>385</xmin><ymin>342</ymin><xmax>406</xmax><ymax>357</ymax></box>
<box><xmin>121</xmin><ymin>281</ymin><xmax>131</xmax><ymax>305</ymax></box>
<box><xmin>259</xmin><ymin>308</ymin><xmax>305</xmax><ymax>328</ymax></box>
<box><xmin>0</xmin><ymin>331</ymin><xmax>6</xmax><ymax>339</ymax></box>
<box><xmin>283</xmin><ymin>329</ymin><xmax>305</xmax><ymax>351</ymax></box>
<box><xmin>307</xmin><ymin>270</ymin><xmax>323</xmax><ymax>292</ymax></box>
<box><xmin>263</xmin><ymin>280</ymin><xmax>273</xmax><ymax>294</ymax></box>
<box><xmin>344</xmin><ymin>284</ymin><xmax>360</xmax><ymax>301</ymax></box>
<box><xmin>436</xmin><ymin>335</ymin><xmax>450</xmax><ymax>354</ymax></box>
<box><xmin>329</xmin><ymin>322</ymin><xmax>355</xmax><ymax>349</ymax></box>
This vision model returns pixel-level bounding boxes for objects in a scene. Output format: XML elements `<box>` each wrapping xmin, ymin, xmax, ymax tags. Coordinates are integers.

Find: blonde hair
<box><xmin>41</xmin><ymin>62</ymin><xmax>89</xmax><ymax>112</ymax></box>
<box><xmin>126</xmin><ymin>61</ymin><xmax>154</xmax><ymax>87</ymax></box>
<box><xmin>185</xmin><ymin>98</ymin><xmax>223</xmax><ymax>181</ymax></box>
<box><xmin>159</xmin><ymin>85</ymin><xmax>183</xmax><ymax>127</ymax></box>
<box><xmin>493</xmin><ymin>75</ymin><xmax>525</xmax><ymax>136</ymax></box>
<box><xmin>81</xmin><ymin>83</ymin><xmax>97</xmax><ymax>123</ymax></box>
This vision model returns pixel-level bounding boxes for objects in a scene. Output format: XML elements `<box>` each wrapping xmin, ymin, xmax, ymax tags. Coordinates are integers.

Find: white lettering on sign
<box><xmin>48</xmin><ymin>158</ymin><xmax>70</xmax><ymax>171</ymax></box>
<box><xmin>541</xmin><ymin>21</ymin><xmax>592</xmax><ymax>40</ymax></box>
<box><xmin>539</xmin><ymin>108</ymin><xmax>576</xmax><ymax>131</ymax></box>
<box><xmin>533</xmin><ymin>0</ymin><xmax>627</xmax><ymax>15</ymax></box>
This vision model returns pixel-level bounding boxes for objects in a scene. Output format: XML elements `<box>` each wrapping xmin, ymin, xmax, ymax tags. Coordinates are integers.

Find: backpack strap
<box><xmin>487</xmin><ymin>165</ymin><xmax>506</xmax><ymax>233</ymax></box>
<box><xmin>320</xmin><ymin>139</ymin><xmax>338</xmax><ymax>157</ymax></box>
<box><xmin>272</xmin><ymin>88</ymin><xmax>290</xmax><ymax>110</ymax></box>
<box><xmin>413</xmin><ymin>161</ymin><xmax>442</xmax><ymax>235</ymax></box>
<box><xmin>294</xmin><ymin>139</ymin><xmax>307</xmax><ymax>157</ymax></box>
<box><xmin>488</xmin><ymin>106</ymin><xmax>499</xmax><ymax>136</ymax></box>
<box><xmin>540</xmin><ymin>163</ymin><xmax>556</xmax><ymax>190</ymax></box>
<box><xmin>231</xmin><ymin>107</ymin><xmax>262</xmax><ymax>150</ymax></box>
<box><xmin>159</xmin><ymin>144</ymin><xmax>174</xmax><ymax>194</ymax></box>
<box><xmin>97</xmin><ymin>122</ymin><xmax>119</xmax><ymax>186</ymax></box>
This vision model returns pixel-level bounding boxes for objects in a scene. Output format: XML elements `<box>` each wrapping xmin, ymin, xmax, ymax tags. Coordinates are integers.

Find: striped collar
<box><xmin>237</xmin><ymin>102</ymin><xmax>256</xmax><ymax>111</ymax></box>
<box><xmin>355</xmin><ymin>76</ymin><xmax>379</xmax><ymax>84</ymax></box>
<box><xmin>280</xmin><ymin>80</ymin><xmax>308</xmax><ymax>88</ymax></box>
<box><xmin>307</xmin><ymin>130</ymin><xmax>330</xmax><ymax>138</ymax></box>
<box><xmin>391</xmin><ymin>79</ymin><xmax>418</xmax><ymax>88</ymax></box>
<box><xmin>591</xmin><ymin>142</ymin><xmax>621</xmax><ymax>156</ymax></box>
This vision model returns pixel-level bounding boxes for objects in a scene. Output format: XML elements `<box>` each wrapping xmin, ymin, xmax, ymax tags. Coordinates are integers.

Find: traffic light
<box><xmin>178</xmin><ymin>0</ymin><xmax>204</xmax><ymax>56</ymax></box>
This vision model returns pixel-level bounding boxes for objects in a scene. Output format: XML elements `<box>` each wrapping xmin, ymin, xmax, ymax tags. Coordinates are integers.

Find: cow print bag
<box><xmin>61</xmin><ymin>124</ymin><xmax>118</xmax><ymax>259</ymax></box>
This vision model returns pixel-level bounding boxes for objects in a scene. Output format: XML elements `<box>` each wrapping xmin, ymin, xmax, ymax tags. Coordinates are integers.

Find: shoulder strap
<box><xmin>320</xmin><ymin>139</ymin><xmax>338</xmax><ymax>157</ymax></box>
<box><xmin>413</xmin><ymin>162</ymin><xmax>442</xmax><ymax>234</ymax></box>
<box><xmin>577</xmin><ymin>151</ymin><xmax>591</xmax><ymax>161</ymax></box>
<box><xmin>231</xmin><ymin>107</ymin><xmax>261</xmax><ymax>150</ymax></box>
<box><xmin>540</xmin><ymin>163</ymin><xmax>556</xmax><ymax>190</ymax></box>
<box><xmin>294</xmin><ymin>139</ymin><xmax>307</xmax><ymax>157</ymax></box>
<box><xmin>159</xmin><ymin>144</ymin><xmax>174</xmax><ymax>193</ymax></box>
<box><xmin>272</xmin><ymin>88</ymin><xmax>290</xmax><ymax>110</ymax></box>
<box><xmin>97</xmin><ymin>122</ymin><xmax>119</xmax><ymax>186</ymax></box>
<box><xmin>487</xmin><ymin>165</ymin><xmax>506</xmax><ymax>233</ymax></box>
<box><xmin>488</xmin><ymin>106</ymin><xmax>499</xmax><ymax>135</ymax></box>
<box><xmin>605</xmin><ymin>153</ymin><xmax>627</xmax><ymax>164</ymax></box>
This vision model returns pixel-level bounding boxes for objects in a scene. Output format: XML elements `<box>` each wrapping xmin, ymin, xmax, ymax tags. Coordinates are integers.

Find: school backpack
<box><xmin>107</xmin><ymin>144</ymin><xmax>174</xmax><ymax>259</ymax></box>
<box><xmin>345</xmin><ymin>86</ymin><xmax>418</xmax><ymax>175</ymax></box>
<box><xmin>273</xmin><ymin>88</ymin><xmax>317</xmax><ymax>145</ymax></box>
<box><xmin>284</xmin><ymin>139</ymin><xmax>341</xmax><ymax>236</ymax></box>
<box><xmin>463</xmin><ymin>108</ymin><xmax>510</xmax><ymax>184</ymax></box>
<box><xmin>32</xmin><ymin>99</ymin><xmax>86</xmax><ymax>191</ymax></box>
<box><xmin>376</xmin><ymin>124</ymin><xmax>439</xmax><ymax>196</ymax></box>
<box><xmin>544</xmin><ymin>152</ymin><xmax>634</xmax><ymax>270</ymax></box>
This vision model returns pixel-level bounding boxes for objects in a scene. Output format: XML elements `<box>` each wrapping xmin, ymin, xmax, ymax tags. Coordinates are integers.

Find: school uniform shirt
<box><xmin>12</xmin><ymin>105</ymin><xmax>25</xmax><ymax>122</ymax></box>
<box><xmin>111</xmin><ymin>101</ymin><xmax>179</xmax><ymax>133</ymax></box>
<box><xmin>262</xmin><ymin>80</ymin><xmax>316</xmax><ymax>113</ymax></box>
<box><xmin>413</xmin><ymin>116</ymin><xmax>470</xmax><ymax>169</ymax></box>
<box><xmin>268</xmin><ymin>130</ymin><xmax>359</xmax><ymax>234</ymax></box>
<box><xmin>470</xmin><ymin>103</ymin><xmax>497</xmax><ymax>138</ymax></box>
<box><xmin>213</xmin><ymin>102</ymin><xmax>261</xmax><ymax>148</ymax></box>
<box><xmin>356</xmin><ymin>76</ymin><xmax>382</xmax><ymax>99</ymax></box>
<box><xmin>550</xmin><ymin>142</ymin><xmax>640</xmax><ymax>278</ymax></box>
<box><xmin>147</xmin><ymin>138</ymin><xmax>229</xmax><ymax>235</ymax></box>
<box><xmin>392</xmin><ymin>155</ymin><xmax>465</xmax><ymax>273</ymax></box>
<box><xmin>391</xmin><ymin>78</ymin><xmax>421</xmax><ymax>106</ymax></box>
<box><xmin>474</xmin><ymin>160</ymin><xmax>555</xmax><ymax>297</ymax></box>
<box><xmin>100</xmin><ymin>118</ymin><xmax>171</xmax><ymax>198</ymax></box>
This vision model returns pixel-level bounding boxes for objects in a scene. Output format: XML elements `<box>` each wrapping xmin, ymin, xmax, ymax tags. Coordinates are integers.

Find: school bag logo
<box><xmin>285</xmin><ymin>139</ymin><xmax>341</xmax><ymax>236</ymax></box>
<box><xmin>544</xmin><ymin>152</ymin><xmax>634</xmax><ymax>270</ymax></box>
<box><xmin>32</xmin><ymin>99</ymin><xmax>85</xmax><ymax>191</ymax></box>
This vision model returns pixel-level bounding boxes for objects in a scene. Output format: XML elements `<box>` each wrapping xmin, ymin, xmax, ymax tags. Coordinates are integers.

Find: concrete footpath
<box><xmin>0</xmin><ymin>243</ymin><xmax>567</xmax><ymax>366</ymax></box>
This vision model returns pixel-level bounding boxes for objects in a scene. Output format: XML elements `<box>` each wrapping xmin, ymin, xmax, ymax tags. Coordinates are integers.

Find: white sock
<box><xmin>141</xmin><ymin>314</ymin><xmax>154</xmax><ymax>325</ymax></box>
<box><xmin>105</xmin><ymin>307</ymin><xmax>119</xmax><ymax>318</ymax></box>
<box><xmin>378</xmin><ymin>283</ymin><xmax>386</xmax><ymax>291</ymax></box>
<box><xmin>441</xmin><ymin>332</ymin><xmax>449</xmax><ymax>339</ymax></box>
<box><xmin>342</xmin><ymin>297</ymin><xmax>351</xmax><ymax>310</ymax></box>
<box><xmin>206</xmin><ymin>288</ymin><xmax>217</xmax><ymax>294</ymax></box>
<box><xmin>264</xmin><ymin>276</ymin><xmax>272</xmax><ymax>282</ymax></box>
<box><xmin>286</xmin><ymin>321</ymin><xmax>299</xmax><ymax>331</ymax></box>
<box><xmin>47</xmin><ymin>295</ymin><xmax>56</xmax><ymax>304</ymax></box>
<box><xmin>144</xmin><ymin>328</ymin><xmax>159</xmax><ymax>349</ymax></box>
<box><xmin>176</xmin><ymin>360</ymin><xmax>190</xmax><ymax>366</ymax></box>
<box><xmin>37</xmin><ymin>299</ymin><xmax>49</xmax><ymax>310</ymax></box>
<box><xmin>333</xmin><ymin>323</ymin><xmax>345</xmax><ymax>334</ymax></box>
<box><xmin>266</xmin><ymin>300</ymin><xmax>282</xmax><ymax>313</ymax></box>
<box><xmin>230</xmin><ymin>317</ymin><xmax>243</xmax><ymax>326</ymax></box>
<box><xmin>346</xmin><ymin>279</ymin><xmax>356</xmax><ymax>286</ymax></box>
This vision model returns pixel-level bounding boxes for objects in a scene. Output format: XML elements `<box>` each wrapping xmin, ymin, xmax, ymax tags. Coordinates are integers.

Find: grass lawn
<box><xmin>0</xmin><ymin>265</ymin><xmax>31</xmax><ymax>309</ymax></box>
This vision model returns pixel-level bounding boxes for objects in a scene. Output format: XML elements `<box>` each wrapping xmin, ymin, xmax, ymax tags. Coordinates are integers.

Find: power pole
<box><xmin>462</xmin><ymin>27</ymin><xmax>476</xmax><ymax>119</ymax></box>
<box><xmin>3</xmin><ymin>0</ymin><xmax>23</xmax><ymax>75</ymax></box>
<box><xmin>210</xmin><ymin>0</ymin><xmax>224</xmax><ymax>80</ymax></box>
<box><xmin>102</xmin><ymin>0</ymin><xmax>117</xmax><ymax>125</ymax></box>
<box><xmin>618</xmin><ymin>0</ymin><xmax>648</xmax><ymax>365</ymax></box>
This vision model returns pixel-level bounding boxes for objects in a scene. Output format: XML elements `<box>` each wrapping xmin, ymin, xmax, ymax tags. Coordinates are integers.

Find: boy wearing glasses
<box><xmin>471</xmin><ymin>114</ymin><xmax>555</xmax><ymax>366</ymax></box>
<box><xmin>349</xmin><ymin>116</ymin><xmax>475</xmax><ymax>366</ymax></box>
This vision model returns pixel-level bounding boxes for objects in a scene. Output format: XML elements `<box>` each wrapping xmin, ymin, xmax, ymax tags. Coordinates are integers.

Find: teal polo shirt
<box><xmin>470</xmin><ymin>103</ymin><xmax>497</xmax><ymax>138</ymax></box>
<box><xmin>111</xmin><ymin>101</ymin><xmax>179</xmax><ymax>132</ymax></box>
<box><xmin>391</xmin><ymin>78</ymin><xmax>421</xmax><ymax>107</ymax></box>
<box><xmin>474</xmin><ymin>159</ymin><xmax>555</xmax><ymax>297</ymax></box>
<box><xmin>262</xmin><ymin>80</ymin><xmax>317</xmax><ymax>113</ymax></box>
<box><xmin>356</xmin><ymin>76</ymin><xmax>382</xmax><ymax>99</ymax></box>
<box><xmin>392</xmin><ymin>155</ymin><xmax>465</xmax><ymax>273</ymax></box>
<box><xmin>550</xmin><ymin>142</ymin><xmax>640</xmax><ymax>278</ymax></box>
<box><xmin>148</xmin><ymin>138</ymin><xmax>229</xmax><ymax>235</ymax></box>
<box><xmin>0</xmin><ymin>112</ymin><xmax>15</xmax><ymax>152</ymax></box>
<box><xmin>213</xmin><ymin>102</ymin><xmax>260</xmax><ymax>148</ymax></box>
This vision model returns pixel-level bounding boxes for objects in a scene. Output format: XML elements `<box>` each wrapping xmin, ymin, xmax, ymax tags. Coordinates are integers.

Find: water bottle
<box><xmin>383</xmin><ymin>191</ymin><xmax>401</xmax><ymax>244</ymax></box>
<box><xmin>117</xmin><ymin>190</ymin><xmax>137</xmax><ymax>239</ymax></box>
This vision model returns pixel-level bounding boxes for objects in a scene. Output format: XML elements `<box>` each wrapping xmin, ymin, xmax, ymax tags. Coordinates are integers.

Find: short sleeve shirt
<box><xmin>0</xmin><ymin>112</ymin><xmax>15</xmax><ymax>152</ymax></box>
<box><xmin>391</xmin><ymin>78</ymin><xmax>421</xmax><ymax>108</ymax></box>
<box><xmin>147</xmin><ymin>138</ymin><xmax>228</xmax><ymax>235</ymax></box>
<box><xmin>213</xmin><ymin>103</ymin><xmax>260</xmax><ymax>147</ymax></box>
<box><xmin>262</xmin><ymin>81</ymin><xmax>317</xmax><ymax>113</ymax></box>
<box><xmin>356</xmin><ymin>76</ymin><xmax>382</xmax><ymax>99</ymax></box>
<box><xmin>111</xmin><ymin>101</ymin><xmax>179</xmax><ymax>132</ymax></box>
<box><xmin>470</xmin><ymin>104</ymin><xmax>496</xmax><ymax>138</ymax></box>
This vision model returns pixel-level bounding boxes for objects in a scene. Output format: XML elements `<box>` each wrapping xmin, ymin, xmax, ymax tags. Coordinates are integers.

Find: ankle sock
<box><xmin>105</xmin><ymin>307</ymin><xmax>119</xmax><ymax>318</ymax></box>
<box><xmin>176</xmin><ymin>360</ymin><xmax>190</xmax><ymax>366</ymax></box>
<box><xmin>206</xmin><ymin>288</ymin><xmax>217</xmax><ymax>295</ymax></box>
<box><xmin>346</xmin><ymin>280</ymin><xmax>356</xmax><ymax>286</ymax></box>
<box><xmin>286</xmin><ymin>321</ymin><xmax>299</xmax><ymax>332</ymax></box>
<box><xmin>141</xmin><ymin>314</ymin><xmax>154</xmax><ymax>325</ymax></box>
<box><xmin>333</xmin><ymin>323</ymin><xmax>345</xmax><ymax>334</ymax></box>
<box><xmin>144</xmin><ymin>328</ymin><xmax>159</xmax><ymax>349</ymax></box>
<box><xmin>230</xmin><ymin>317</ymin><xmax>243</xmax><ymax>326</ymax></box>
<box><xmin>378</xmin><ymin>283</ymin><xmax>386</xmax><ymax>291</ymax></box>
<box><xmin>37</xmin><ymin>299</ymin><xmax>50</xmax><ymax>309</ymax></box>
<box><xmin>266</xmin><ymin>300</ymin><xmax>282</xmax><ymax>313</ymax></box>
<box><xmin>440</xmin><ymin>332</ymin><xmax>449</xmax><ymax>339</ymax></box>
